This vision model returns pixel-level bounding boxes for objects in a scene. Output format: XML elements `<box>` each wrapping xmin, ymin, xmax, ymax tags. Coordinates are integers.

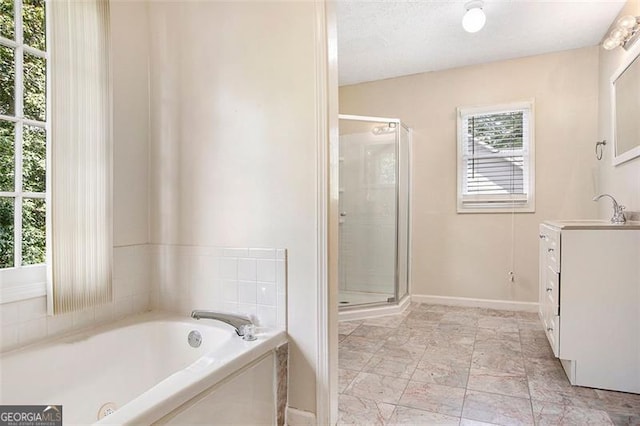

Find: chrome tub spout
<box><xmin>191</xmin><ymin>310</ymin><xmax>257</xmax><ymax>341</ymax></box>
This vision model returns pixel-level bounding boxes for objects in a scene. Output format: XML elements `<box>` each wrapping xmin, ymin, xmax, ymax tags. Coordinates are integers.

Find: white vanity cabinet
<box><xmin>539</xmin><ymin>221</ymin><xmax>640</xmax><ymax>394</ymax></box>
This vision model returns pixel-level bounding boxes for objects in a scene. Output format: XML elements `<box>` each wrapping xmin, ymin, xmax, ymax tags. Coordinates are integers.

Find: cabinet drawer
<box><xmin>544</xmin><ymin>267</ymin><xmax>559</xmax><ymax>315</ymax></box>
<box><xmin>545</xmin><ymin>314</ymin><xmax>560</xmax><ymax>357</ymax></box>
<box><xmin>540</xmin><ymin>226</ymin><xmax>561</xmax><ymax>273</ymax></box>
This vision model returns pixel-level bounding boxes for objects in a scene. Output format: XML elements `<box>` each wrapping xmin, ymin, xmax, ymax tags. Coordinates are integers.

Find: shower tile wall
<box><xmin>150</xmin><ymin>245</ymin><xmax>287</xmax><ymax>329</ymax></box>
<box><xmin>339</xmin><ymin>132</ymin><xmax>396</xmax><ymax>295</ymax></box>
<box><xmin>0</xmin><ymin>244</ymin><xmax>152</xmax><ymax>352</ymax></box>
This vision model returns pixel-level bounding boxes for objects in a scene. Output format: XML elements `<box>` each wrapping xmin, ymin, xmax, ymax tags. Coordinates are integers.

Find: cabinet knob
<box><xmin>547</xmin><ymin>248</ymin><xmax>554</xmax><ymax>253</ymax></box>
<box><xmin>546</xmin><ymin>287</ymin><xmax>553</xmax><ymax>292</ymax></box>
<box><xmin>539</xmin><ymin>234</ymin><xmax>548</xmax><ymax>240</ymax></box>
<box><xmin>547</xmin><ymin>327</ymin><xmax>553</xmax><ymax>332</ymax></box>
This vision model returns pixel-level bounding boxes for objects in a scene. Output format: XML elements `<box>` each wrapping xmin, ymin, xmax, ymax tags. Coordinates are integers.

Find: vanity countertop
<box><xmin>543</xmin><ymin>220</ymin><xmax>640</xmax><ymax>230</ymax></box>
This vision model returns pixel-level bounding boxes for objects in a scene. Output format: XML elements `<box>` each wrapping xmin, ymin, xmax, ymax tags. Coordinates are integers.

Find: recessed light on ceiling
<box><xmin>462</xmin><ymin>0</ymin><xmax>486</xmax><ymax>33</ymax></box>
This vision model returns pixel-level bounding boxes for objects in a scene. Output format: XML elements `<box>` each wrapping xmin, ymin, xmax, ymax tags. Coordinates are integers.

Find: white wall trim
<box><xmin>338</xmin><ymin>295</ymin><xmax>411</xmax><ymax>322</ymax></box>
<box><xmin>315</xmin><ymin>0</ymin><xmax>335</xmax><ymax>425</ymax></box>
<box><xmin>610</xmin><ymin>36</ymin><xmax>640</xmax><ymax>167</ymax></box>
<box><xmin>411</xmin><ymin>294</ymin><xmax>539</xmax><ymax>312</ymax></box>
<box><xmin>286</xmin><ymin>406</ymin><xmax>317</xmax><ymax>426</ymax></box>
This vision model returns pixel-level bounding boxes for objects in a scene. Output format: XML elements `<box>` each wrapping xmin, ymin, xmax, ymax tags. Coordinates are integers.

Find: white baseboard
<box><xmin>338</xmin><ymin>295</ymin><xmax>411</xmax><ymax>321</ymax></box>
<box><xmin>286</xmin><ymin>407</ymin><xmax>316</xmax><ymax>426</ymax></box>
<box><xmin>411</xmin><ymin>294</ymin><xmax>538</xmax><ymax>312</ymax></box>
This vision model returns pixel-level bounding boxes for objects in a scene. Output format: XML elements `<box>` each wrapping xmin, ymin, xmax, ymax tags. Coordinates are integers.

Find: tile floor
<box><xmin>338</xmin><ymin>303</ymin><xmax>640</xmax><ymax>425</ymax></box>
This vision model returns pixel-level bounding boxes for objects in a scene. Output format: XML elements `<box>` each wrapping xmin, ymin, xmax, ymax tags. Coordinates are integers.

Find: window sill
<box><xmin>457</xmin><ymin>206</ymin><xmax>535</xmax><ymax>214</ymax></box>
<box><xmin>0</xmin><ymin>265</ymin><xmax>47</xmax><ymax>304</ymax></box>
<box><xmin>0</xmin><ymin>281</ymin><xmax>46</xmax><ymax>304</ymax></box>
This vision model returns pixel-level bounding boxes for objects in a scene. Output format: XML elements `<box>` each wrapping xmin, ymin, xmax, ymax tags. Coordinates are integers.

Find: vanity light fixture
<box><xmin>462</xmin><ymin>0</ymin><xmax>486</xmax><ymax>33</ymax></box>
<box><xmin>602</xmin><ymin>15</ymin><xmax>640</xmax><ymax>50</ymax></box>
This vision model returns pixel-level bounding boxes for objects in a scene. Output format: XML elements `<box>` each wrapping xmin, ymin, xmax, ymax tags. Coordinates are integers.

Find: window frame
<box><xmin>456</xmin><ymin>100</ymin><xmax>535</xmax><ymax>214</ymax></box>
<box><xmin>0</xmin><ymin>0</ymin><xmax>49</xmax><ymax>303</ymax></box>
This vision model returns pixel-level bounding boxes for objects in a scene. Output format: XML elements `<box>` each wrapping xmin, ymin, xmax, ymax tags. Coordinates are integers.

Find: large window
<box><xmin>457</xmin><ymin>101</ymin><xmax>535</xmax><ymax>213</ymax></box>
<box><xmin>0</xmin><ymin>0</ymin><xmax>47</xmax><ymax>299</ymax></box>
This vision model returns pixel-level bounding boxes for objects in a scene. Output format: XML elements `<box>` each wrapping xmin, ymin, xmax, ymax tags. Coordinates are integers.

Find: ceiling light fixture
<box><xmin>462</xmin><ymin>0</ymin><xmax>486</xmax><ymax>33</ymax></box>
<box><xmin>602</xmin><ymin>15</ymin><xmax>640</xmax><ymax>50</ymax></box>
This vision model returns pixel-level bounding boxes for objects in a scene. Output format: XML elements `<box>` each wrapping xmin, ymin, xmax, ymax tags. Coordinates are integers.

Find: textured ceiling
<box><xmin>337</xmin><ymin>0</ymin><xmax>626</xmax><ymax>86</ymax></box>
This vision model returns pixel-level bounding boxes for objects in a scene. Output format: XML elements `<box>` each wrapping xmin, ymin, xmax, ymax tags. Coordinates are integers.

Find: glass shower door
<box><xmin>338</xmin><ymin>118</ymin><xmax>398</xmax><ymax>307</ymax></box>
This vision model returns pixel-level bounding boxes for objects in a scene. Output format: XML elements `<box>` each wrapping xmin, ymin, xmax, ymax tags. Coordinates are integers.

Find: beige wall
<box><xmin>112</xmin><ymin>0</ymin><xmax>150</xmax><ymax>247</ymax></box>
<box><xmin>147</xmin><ymin>1</ymin><xmax>321</xmax><ymax>413</ymax></box>
<box><xmin>597</xmin><ymin>0</ymin><xmax>640</xmax><ymax>217</ymax></box>
<box><xmin>340</xmin><ymin>47</ymin><xmax>600</xmax><ymax>303</ymax></box>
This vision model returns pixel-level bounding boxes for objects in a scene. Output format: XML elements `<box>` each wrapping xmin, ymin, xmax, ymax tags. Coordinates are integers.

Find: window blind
<box><xmin>459</xmin><ymin>104</ymin><xmax>532</xmax><ymax>210</ymax></box>
<box><xmin>49</xmin><ymin>0</ymin><xmax>112</xmax><ymax>314</ymax></box>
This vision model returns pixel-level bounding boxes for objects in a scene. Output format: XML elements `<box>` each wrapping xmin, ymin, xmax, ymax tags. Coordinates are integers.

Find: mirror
<box><xmin>612</xmin><ymin>44</ymin><xmax>640</xmax><ymax>165</ymax></box>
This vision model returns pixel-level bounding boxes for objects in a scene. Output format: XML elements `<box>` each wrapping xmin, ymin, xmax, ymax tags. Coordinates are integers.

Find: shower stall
<box><xmin>338</xmin><ymin>114</ymin><xmax>411</xmax><ymax>310</ymax></box>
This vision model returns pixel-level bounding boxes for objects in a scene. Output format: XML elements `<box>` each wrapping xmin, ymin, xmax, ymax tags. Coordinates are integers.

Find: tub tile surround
<box><xmin>0</xmin><ymin>245</ymin><xmax>152</xmax><ymax>353</ymax></box>
<box><xmin>150</xmin><ymin>244</ymin><xmax>287</xmax><ymax>330</ymax></box>
<box><xmin>1</xmin><ymin>244</ymin><xmax>287</xmax><ymax>353</ymax></box>
<box><xmin>338</xmin><ymin>303</ymin><xmax>640</xmax><ymax>425</ymax></box>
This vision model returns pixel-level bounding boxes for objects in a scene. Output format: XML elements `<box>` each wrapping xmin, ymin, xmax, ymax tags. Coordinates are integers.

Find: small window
<box><xmin>457</xmin><ymin>101</ymin><xmax>535</xmax><ymax>213</ymax></box>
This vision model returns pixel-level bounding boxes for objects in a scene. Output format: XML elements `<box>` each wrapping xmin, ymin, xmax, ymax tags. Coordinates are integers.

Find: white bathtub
<box><xmin>0</xmin><ymin>312</ymin><xmax>287</xmax><ymax>425</ymax></box>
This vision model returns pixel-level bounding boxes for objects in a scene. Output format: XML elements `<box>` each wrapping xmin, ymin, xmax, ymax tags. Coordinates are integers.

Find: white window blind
<box><xmin>49</xmin><ymin>0</ymin><xmax>112</xmax><ymax>314</ymax></box>
<box><xmin>457</xmin><ymin>101</ymin><xmax>535</xmax><ymax>213</ymax></box>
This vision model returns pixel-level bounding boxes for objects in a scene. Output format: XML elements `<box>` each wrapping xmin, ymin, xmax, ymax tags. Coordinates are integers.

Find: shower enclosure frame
<box><xmin>338</xmin><ymin>114</ymin><xmax>411</xmax><ymax>310</ymax></box>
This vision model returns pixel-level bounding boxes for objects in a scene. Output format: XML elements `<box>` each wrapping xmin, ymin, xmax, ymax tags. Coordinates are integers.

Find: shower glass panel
<box><xmin>338</xmin><ymin>115</ymin><xmax>410</xmax><ymax>309</ymax></box>
<box><xmin>397</xmin><ymin>124</ymin><xmax>411</xmax><ymax>302</ymax></box>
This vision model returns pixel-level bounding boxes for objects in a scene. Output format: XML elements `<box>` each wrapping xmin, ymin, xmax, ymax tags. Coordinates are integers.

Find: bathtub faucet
<box><xmin>190</xmin><ymin>310</ymin><xmax>257</xmax><ymax>341</ymax></box>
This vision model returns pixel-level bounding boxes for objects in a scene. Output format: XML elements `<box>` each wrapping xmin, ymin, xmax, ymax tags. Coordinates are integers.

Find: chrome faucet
<box><xmin>592</xmin><ymin>193</ymin><xmax>626</xmax><ymax>224</ymax></box>
<box><xmin>190</xmin><ymin>310</ymin><xmax>257</xmax><ymax>341</ymax></box>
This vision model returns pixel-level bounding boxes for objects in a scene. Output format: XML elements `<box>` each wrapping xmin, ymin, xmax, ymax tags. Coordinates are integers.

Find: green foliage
<box><xmin>23</xmin><ymin>125</ymin><xmax>45</xmax><ymax>192</ymax></box>
<box><xmin>22</xmin><ymin>198</ymin><xmax>44</xmax><ymax>265</ymax></box>
<box><xmin>468</xmin><ymin>111</ymin><xmax>524</xmax><ymax>151</ymax></box>
<box><xmin>0</xmin><ymin>45</ymin><xmax>14</xmax><ymax>116</ymax></box>
<box><xmin>23</xmin><ymin>0</ymin><xmax>45</xmax><ymax>51</ymax></box>
<box><xmin>23</xmin><ymin>1</ymin><xmax>46</xmax><ymax>122</ymax></box>
<box><xmin>0</xmin><ymin>120</ymin><xmax>14</xmax><ymax>191</ymax></box>
<box><xmin>0</xmin><ymin>0</ymin><xmax>14</xmax><ymax>40</ymax></box>
<box><xmin>0</xmin><ymin>197</ymin><xmax>14</xmax><ymax>268</ymax></box>
<box><xmin>24</xmin><ymin>53</ymin><xmax>46</xmax><ymax>121</ymax></box>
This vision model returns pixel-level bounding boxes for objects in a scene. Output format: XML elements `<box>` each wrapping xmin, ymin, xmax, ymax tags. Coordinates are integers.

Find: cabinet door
<box><xmin>560</xmin><ymin>230</ymin><xmax>640</xmax><ymax>393</ymax></box>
